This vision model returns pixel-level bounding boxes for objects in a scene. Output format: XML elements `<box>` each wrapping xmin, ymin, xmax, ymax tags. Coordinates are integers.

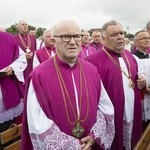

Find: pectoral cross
<box><xmin>26</xmin><ymin>48</ymin><xmax>31</xmax><ymax>53</ymax></box>
<box><xmin>72</xmin><ymin>120</ymin><xmax>84</xmax><ymax>138</ymax></box>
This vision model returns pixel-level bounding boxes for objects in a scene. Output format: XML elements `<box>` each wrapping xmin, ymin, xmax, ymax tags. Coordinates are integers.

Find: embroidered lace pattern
<box><xmin>90</xmin><ymin>110</ymin><xmax>115</xmax><ymax>150</ymax></box>
<box><xmin>0</xmin><ymin>99</ymin><xmax>23</xmax><ymax>123</ymax></box>
<box><xmin>30</xmin><ymin>123</ymin><xmax>81</xmax><ymax>150</ymax></box>
<box><xmin>123</xmin><ymin>120</ymin><xmax>133</xmax><ymax>150</ymax></box>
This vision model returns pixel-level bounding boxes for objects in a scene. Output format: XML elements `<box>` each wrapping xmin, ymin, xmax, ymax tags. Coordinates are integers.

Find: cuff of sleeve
<box><xmin>88</xmin><ymin>132</ymin><xmax>95</xmax><ymax>141</ymax></box>
<box><xmin>78</xmin><ymin>139</ymin><xmax>82</xmax><ymax>145</ymax></box>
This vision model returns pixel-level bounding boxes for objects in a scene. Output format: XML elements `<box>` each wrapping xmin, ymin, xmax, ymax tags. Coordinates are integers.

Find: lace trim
<box><xmin>90</xmin><ymin>110</ymin><xmax>115</xmax><ymax>149</ymax></box>
<box><xmin>123</xmin><ymin>120</ymin><xmax>133</xmax><ymax>150</ymax></box>
<box><xmin>30</xmin><ymin>123</ymin><xmax>80</xmax><ymax>150</ymax></box>
<box><xmin>0</xmin><ymin>100</ymin><xmax>23</xmax><ymax>123</ymax></box>
<box><xmin>142</xmin><ymin>98</ymin><xmax>150</xmax><ymax>121</ymax></box>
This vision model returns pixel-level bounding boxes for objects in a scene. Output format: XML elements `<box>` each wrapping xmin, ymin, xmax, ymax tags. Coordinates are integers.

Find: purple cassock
<box><xmin>36</xmin><ymin>46</ymin><xmax>56</xmax><ymax>63</ymax></box>
<box><xmin>89</xmin><ymin>42</ymin><xmax>103</xmax><ymax>50</ymax></box>
<box><xmin>21</xmin><ymin>54</ymin><xmax>114</xmax><ymax>150</ymax></box>
<box><xmin>14</xmin><ymin>33</ymin><xmax>36</xmax><ymax>81</ymax></box>
<box><xmin>79</xmin><ymin>44</ymin><xmax>96</xmax><ymax>59</ymax></box>
<box><xmin>147</xmin><ymin>47</ymin><xmax>150</xmax><ymax>53</ymax></box>
<box><xmin>0</xmin><ymin>32</ymin><xmax>23</xmax><ymax>110</ymax></box>
<box><xmin>87</xmin><ymin>46</ymin><xmax>142</xmax><ymax>150</ymax></box>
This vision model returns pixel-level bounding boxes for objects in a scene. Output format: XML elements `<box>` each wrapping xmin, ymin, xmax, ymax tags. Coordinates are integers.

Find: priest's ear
<box><xmin>52</xmin><ymin>38</ymin><xmax>56</xmax><ymax>43</ymax></box>
<box><xmin>101</xmin><ymin>35</ymin><xmax>106</xmax><ymax>44</ymax></box>
<box><xmin>16</xmin><ymin>24</ymin><xmax>20</xmax><ymax>32</ymax></box>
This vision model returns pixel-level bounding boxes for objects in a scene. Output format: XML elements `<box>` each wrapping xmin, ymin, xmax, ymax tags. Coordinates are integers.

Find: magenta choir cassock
<box><xmin>21</xmin><ymin>54</ymin><xmax>115</xmax><ymax>150</ymax></box>
<box><xmin>33</xmin><ymin>46</ymin><xmax>56</xmax><ymax>68</ymax></box>
<box><xmin>89</xmin><ymin>42</ymin><xmax>103</xmax><ymax>51</ymax></box>
<box><xmin>14</xmin><ymin>33</ymin><xmax>36</xmax><ymax>81</ymax></box>
<box><xmin>87</xmin><ymin>46</ymin><xmax>143</xmax><ymax>150</ymax></box>
<box><xmin>0</xmin><ymin>31</ymin><xmax>27</xmax><ymax>124</ymax></box>
<box><xmin>78</xmin><ymin>44</ymin><xmax>96</xmax><ymax>60</ymax></box>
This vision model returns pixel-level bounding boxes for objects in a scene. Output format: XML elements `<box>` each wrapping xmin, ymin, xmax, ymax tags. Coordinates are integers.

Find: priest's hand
<box><xmin>25</xmin><ymin>52</ymin><xmax>33</xmax><ymax>60</ymax></box>
<box><xmin>137</xmin><ymin>75</ymin><xmax>146</xmax><ymax>89</ymax></box>
<box><xmin>80</xmin><ymin>136</ymin><xmax>95</xmax><ymax>150</ymax></box>
<box><xmin>5</xmin><ymin>66</ymin><xmax>13</xmax><ymax>76</ymax></box>
<box><xmin>144</xmin><ymin>87</ymin><xmax>150</xmax><ymax>94</ymax></box>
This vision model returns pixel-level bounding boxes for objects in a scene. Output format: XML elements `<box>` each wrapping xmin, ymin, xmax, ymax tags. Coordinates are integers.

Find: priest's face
<box><xmin>103</xmin><ymin>24</ymin><xmax>125</xmax><ymax>54</ymax></box>
<box><xmin>82</xmin><ymin>31</ymin><xmax>91</xmax><ymax>45</ymax></box>
<box><xmin>135</xmin><ymin>31</ymin><xmax>150</xmax><ymax>52</ymax></box>
<box><xmin>92</xmin><ymin>31</ymin><xmax>102</xmax><ymax>44</ymax></box>
<box><xmin>43</xmin><ymin>32</ymin><xmax>55</xmax><ymax>48</ymax></box>
<box><xmin>18</xmin><ymin>20</ymin><xmax>28</xmax><ymax>34</ymax></box>
<box><xmin>54</xmin><ymin>21</ymin><xmax>82</xmax><ymax>63</ymax></box>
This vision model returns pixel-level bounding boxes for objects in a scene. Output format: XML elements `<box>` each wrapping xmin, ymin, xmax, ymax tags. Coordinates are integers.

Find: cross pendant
<box><xmin>26</xmin><ymin>48</ymin><xmax>31</xmax><ymax>53</ymax></box>
<box><xmin>72</xmin><ymin>120</ymin><xmax>84</xmax><ymax>138</ymax></box>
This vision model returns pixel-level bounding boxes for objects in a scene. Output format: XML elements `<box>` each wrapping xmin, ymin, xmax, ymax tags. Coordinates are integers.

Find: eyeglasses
<box><xmin>137</xmin><ymin>37</ymin><xmax>150</xmax><ymax>41</ymax></box>
<box><xmin>83</xmin><ymin>34</ymin><xmax>90</xmax><ymax>37</ymax></box>
<box><xmin>54</xmin><ymin>34</ymin><xmax>83</xmax><ymax>42</ymax></box>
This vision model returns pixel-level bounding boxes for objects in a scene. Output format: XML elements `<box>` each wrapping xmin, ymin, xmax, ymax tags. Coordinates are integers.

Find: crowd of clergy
<box><xmin>0</xmin><ymin>19</ymin><xmax>150</xmax><ymax>150</ymax></box>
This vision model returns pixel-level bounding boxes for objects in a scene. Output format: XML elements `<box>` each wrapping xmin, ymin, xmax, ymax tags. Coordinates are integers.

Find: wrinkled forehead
<box><xmin>18</xmin><ymin>20</ymin><xmax>27</xmax><ymax>26</ymax></box>
<box><xmin>54</xmin><ymin>21</ymin><xmax>81</xmax><ymax>35</ymax></box>
<box><xmin>82</xmin><ymin>31</ymin><xmax>90</xmax><ymax>36</ymax></box>
<box><xmin>43</xmin><ymin>33</ymin><xmax>53</xmax><ymax>39</ymax></box>
<box><xmin>92</xmin><ymin>31</ymin><xmax>101</xmax><ymax>36</ymax></box>
<box><xmin>107</xmin><ymin>24</ymin><xmax>123</xmax><ymax>32</ymax></box>
<box><xmin>136</xmin><ymin>31</ymin><xmax>149</xmax><ymax>38</ymax></box>
<box><xmin>43</xmin><ymin>30</ymin><xmax>52</xmax><ymax>37</ymax></box>
<box><xmin>104</xmin><ymin>24</ymin><xmax>124</xmax><ymax>36</ymax></box>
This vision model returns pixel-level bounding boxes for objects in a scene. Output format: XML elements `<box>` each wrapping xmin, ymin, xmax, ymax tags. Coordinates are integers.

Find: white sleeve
<box><xmin>33</xmin><ymin>53</ymin><xmax>40</xmax><ymax>69</ymax></box>
<box><xmin>36</xmin><ymin>39</ymin><xmax>40</xmax><ymax>50</ymax></box>
<box><xmin>27</xmin><ymin>80</ymin><xmax>80</xmax><ymax>149</ymax></box>
<box><xmin>10</xmin><ymin>47</ymin><xmax>27</xmax><ymax>82</ymax></box>
<box><xmin>90</xmin><ymin>81</ymin><xmax>115</xmax><ymax>150</ymax></box>
<box><xmin>133</xmin><ymin>55</ymin><xmax>145</xmax><ymax>77</ymax></box>
<box><xmin>98</xmin><ymin>82</ymin><xmax>114</xmax><ymax>115</ymax></box>
<box><xmin>27</xmin><ymin>80</ymin><xmax>53</xmax><ymax>134</ymax></box>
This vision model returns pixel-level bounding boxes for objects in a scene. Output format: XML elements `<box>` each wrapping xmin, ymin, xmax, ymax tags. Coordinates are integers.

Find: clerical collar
<box><xmin>93</xmin><ymin>42</ymin><xmax>100</xmax><ymax>46</ymax></box>
<box><xmin>45</xmin><ymin>46</ymin><xmax>55</xmax><ymax>50</ymax></box>
<box><xmin>56</xmin><ymin>54</ymin><xmax>78</xmax><ymax>68</ymax></box>
<box><xmin>68</xmin><ymin>63</ymin><xmax>76</xmax><ymax>67</ymax></box>
<box><xmin>135</xmin><ymin>49</ymin><xmax>149</xmax><ymax>59</ymax></box>
<box><xmin>81</xmin><ymin>44</ymin><xmax>89</xmax><ymax>48</ymax></box>
<box><xmin>137</xmin><ymin>49</ymin><xmax>148</xmax><ymax>55</ymax></box>
<box><xmin>19</xmin><ymin>33</ymin><xmax>28</xmax><ymax>36</ymax></box>
<box><xmin>103</xmin><ymin>46</ymin><xmax>122</xmax><ymax>57</ymax></box>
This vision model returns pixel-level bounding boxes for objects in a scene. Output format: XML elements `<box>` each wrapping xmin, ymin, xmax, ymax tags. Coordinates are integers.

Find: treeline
<box><xmin>5</xmin><ymin>23</ymin><xmax>134</xmax><ymax>39</ymax></box>
<box><xmin>6</xmin><ymin>23</ymin><xmax>46</xmax><ymax>39</ymax></box>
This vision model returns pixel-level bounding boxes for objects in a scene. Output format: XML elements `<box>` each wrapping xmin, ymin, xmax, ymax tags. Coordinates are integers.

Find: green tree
<box><xmin>6</xmin><ymin>23</ymin><xmax>37</xmax><ymax>35</ymax></box>
<box><xmin>36</xmin><ymin>27</ymin><xmax>46</xmax><ymax>39</ymax></box>
<box><xmin>124</xmin><ymin>31</ymin><xmax>134</xmax><ymax>39</ymax></box>
<box><xmin>6</xmin><ymin>23</ymin><xmax>18</xmax><ymax>35</ymax></box>
<box><xmin>28</xmin><ymin>25</ymin><xmax>36</xmax><ymax>32</ymax></box>
<box><xmin>127</xmin><ymin>33</ymin><xmax>134</xmax><ymax>39</ymax></box>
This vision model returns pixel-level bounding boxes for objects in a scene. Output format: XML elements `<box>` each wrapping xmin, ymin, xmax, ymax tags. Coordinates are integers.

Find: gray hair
<box><xmin>146</xmin><ymin>21</ymin><xmax>150</xmax><ymax>30</ymax></box>
<box><xmin>91</xmin><ymin>30</ymin><xmax>101</xmax><ymax>36</ymax></box>
<box><xmin>53</xmin><ymin>19</ymin><xmax>81</xmax><ymax>36</ymax></box>
<box><xmin>134</xmin><ymin>30</ymin><xmax>149</xmax><ymax>42</ymax></box>
<box><xmin>43</xmin><ymin>30</ymin><xmax>53</xmax><ymax>38</ymax></box>
<box><xmin>17</xmin><ymin>20</ymin><xmax>27</xmax><ymax>27</ymax></box>
<box><xmin>101</xmin><ymin>20</ymin><xmax>121</xmax><ymax>36</ymax></box>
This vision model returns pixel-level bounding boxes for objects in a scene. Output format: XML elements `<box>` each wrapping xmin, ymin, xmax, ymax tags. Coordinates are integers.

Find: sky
<box><xmin>0</xmin><ymin>0</ymin><xmax>150</xmax><ymax>34</ymax></box>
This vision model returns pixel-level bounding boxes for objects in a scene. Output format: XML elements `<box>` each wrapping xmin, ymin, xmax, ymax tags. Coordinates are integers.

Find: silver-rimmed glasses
<box><xmin>54</xmin><ymin>34</ymin><xmax>83</xmax><ymax>42</ymax></box>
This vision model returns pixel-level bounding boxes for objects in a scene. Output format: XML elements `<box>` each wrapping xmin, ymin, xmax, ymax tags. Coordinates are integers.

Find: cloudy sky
<box><xmin>0</xmin><ymin>0</ymin><xmax>150</xmax><ymax>34</ymax></box>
